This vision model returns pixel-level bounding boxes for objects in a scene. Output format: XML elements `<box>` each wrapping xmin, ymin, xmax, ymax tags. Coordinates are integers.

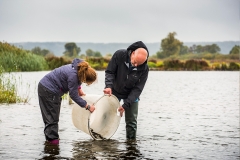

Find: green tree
<box><xmin>31</xmin><ymin>47</ymin><xmax>51</xmax><ymax>57</ymax></box>
<box><xmin>192</xmin><ymin>45</ymin><xmax>197</xmax><ymax>53</ymax></box>
<box><xmin>31</xmin><ymin>47</ymin><xmax>41</xmax><ymax>55</ymax></box>
<box><xmin>229</xmin><ymin>45</ymin><xmax>240</xmax><ymax>54</ymax></box>
<box><xmin>161</xmin><ymin>32</ymin><xmax>183</xmax><ymax>57</ymax></box>
<box><xmin>196</xmin><ymin>45</ymin><xmax>203</xmax><ymax>53</ymax></box>
<box><xmin>86</xmin><ymin>49</ymin><xmax>94</xmax><ymax>57</ymax></box>
<box><xmin>179</xmin><ymin>44</ymin><xmax>188</xmax><ymax>55</ymax></box>
<box><xmin>63</xmin><ymin>42</ymin><xmax>81</xmax><ymax>57</ymax></box>
<box><xmin>41</xmin><ymin>49</ymin><xmax>51</xmax><ymax>56</ymax></box>
<box><xmin>189</xmin><ymin>44</ymin><xmax>220</xmax><ymax>54</ymax></box>
<box><xmin>156</xmin><ymin>51</ymin><xmax>166</xmax><ymax>59</ymax></box>
<box><xmin>207</xmin><ymin>44</ymin><xmax>220</xmax><ymax>53</ymax></box>
<box><xmin>85</xmin><ymin>49</ymin><xmax>102</xmax><ymax>57</ymax></box>
<box><xmin>93</xmin><ymin>51</ymin><xmax>102</xmax><ymax>57</ymax></box>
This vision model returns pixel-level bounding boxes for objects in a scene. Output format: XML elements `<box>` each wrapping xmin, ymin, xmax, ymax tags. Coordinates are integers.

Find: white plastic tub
<box><xmin>72</xmin><ymin>94</ymin><xmax>121</xmax><ymax>140</ymax></box>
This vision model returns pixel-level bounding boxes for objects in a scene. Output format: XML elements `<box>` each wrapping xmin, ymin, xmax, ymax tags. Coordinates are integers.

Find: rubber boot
<box><xmin>125</xmin><ymin>101</ymin><xmax>138</xmax><ymax>140</ymax></box>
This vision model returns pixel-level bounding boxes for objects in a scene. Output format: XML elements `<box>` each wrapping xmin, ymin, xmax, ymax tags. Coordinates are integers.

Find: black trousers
<box><xmin>38</xmin><ymin>83</ymin><xmax>62</xmax><ymax>141</ymax></box>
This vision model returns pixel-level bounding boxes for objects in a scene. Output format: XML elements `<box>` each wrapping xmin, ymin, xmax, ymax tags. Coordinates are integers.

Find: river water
<box><xmin>0</xmin><ymin>71</ymin><xmax>239</xmax><ymax>160</ymax></box>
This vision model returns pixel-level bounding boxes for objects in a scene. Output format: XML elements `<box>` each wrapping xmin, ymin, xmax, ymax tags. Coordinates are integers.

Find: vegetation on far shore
<box><xmin>0</xmin><ymin>32</ymin><xmax>239</xmax><ymax>103</ymax></box>
<box><xmin>0</xmin><ymin>40</ymin><xmax>239</xmax><ymax>72</ymax></box>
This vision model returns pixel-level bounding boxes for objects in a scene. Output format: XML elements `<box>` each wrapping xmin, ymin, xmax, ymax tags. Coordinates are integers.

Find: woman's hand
<box><xmin>85</xmin><ymin>104</ymin><xmax>95</xmax><ymax>113</ymax></box>
<box><xmin>78</xmin><ymin>88</ymin><xmax>86</xmax><ymax>96</ymax></box>
<box><xmin>89</xmin><ymin>105</ymin><xmax>95</xmax><ymax>113</ymax></box>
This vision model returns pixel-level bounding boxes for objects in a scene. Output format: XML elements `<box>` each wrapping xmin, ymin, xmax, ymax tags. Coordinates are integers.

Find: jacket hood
<box><xmin>72</xmin><ymin>58</ymin><xmax>83</xmax><ymax>70</ymax></box>
<box><xmin>127</xmin><ymin>41</ymin><xmax>149</xmax><ymax>58</ymax></box>
<box><xmin>127</xmin><ymin>41</ymin><xmax>149</xmax><ymax>66</ymax></box>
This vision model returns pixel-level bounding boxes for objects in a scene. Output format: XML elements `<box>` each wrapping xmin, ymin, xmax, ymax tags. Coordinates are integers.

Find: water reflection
<box><xmin>119</xmin><ymin>140</ymin><xmax>144</xmax><ymax>159</ymax></box>
<box><xmin>72</xmin><ymin>139</ymin><xmax>144</xmax><ymax>159</ymax></box>
<box><xmin>40</xmin><ymin>143</ymin><xmax>60</xmax><ymax>160</ymax></box>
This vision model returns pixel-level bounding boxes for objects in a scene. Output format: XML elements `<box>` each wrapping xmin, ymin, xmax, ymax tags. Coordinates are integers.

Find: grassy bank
<box><xmin>0</xmin><ymin>66</ymin><xmax>31</xmax><ymax>103</ymax></box>
<box><xmin>0</xmin><ymin>42</ymin><xmax>71</xmax><ymax>72</ymax></box>
<box><xmin>85</xmin><ymin>57</ymin><xmax>240</xmax><ymax>71</ymax></box>
<box><xmin>0</xmin><ymin>42</ymin><xmax>49</xmax><ymax>72</ymax></box>
<box><xmin>147</xmin><ymin>59</ymin><xmax>240</xmax><ymax>71</ymax></box>
<box><xmin>0</xmin><ymin>66</ymin><xmax>17</xmax><ymax>103</ymax></box>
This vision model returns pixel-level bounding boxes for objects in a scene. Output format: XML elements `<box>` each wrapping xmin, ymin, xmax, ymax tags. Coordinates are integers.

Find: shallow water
<box><xmin>0</xmin><ymin>71</ymin><xmax>239</xmax><ymax>159</ymax></box>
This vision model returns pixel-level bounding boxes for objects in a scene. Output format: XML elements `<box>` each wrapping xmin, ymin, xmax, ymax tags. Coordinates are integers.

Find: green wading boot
<box><xmin>125</xmin><ymin>101</ymin><xmax>138</xmax><ymax>140</ymax></box>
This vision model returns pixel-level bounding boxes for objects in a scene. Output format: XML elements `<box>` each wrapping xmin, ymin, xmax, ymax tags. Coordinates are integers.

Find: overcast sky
<box><xmin>0</xmin><ymin>0</ymin><xmax>239</xmax><ymax>43</ymax></box>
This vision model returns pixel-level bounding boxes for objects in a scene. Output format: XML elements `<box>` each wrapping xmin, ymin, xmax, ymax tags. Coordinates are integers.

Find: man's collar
<box><xmin>124</xmin><ymin>62</ymin><xmax>137</xmax><ymax>71</ymax></box>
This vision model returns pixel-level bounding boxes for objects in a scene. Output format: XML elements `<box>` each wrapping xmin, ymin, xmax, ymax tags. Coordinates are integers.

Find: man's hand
<box><xmin>103</xmin><ymin>88</ymin><xmax>112</xmax><ymax>96</ymax></box>
<box><xmin>118</xmin><ymin>106</ymin><xmax>125</xmax><ymax>117</ymax></box>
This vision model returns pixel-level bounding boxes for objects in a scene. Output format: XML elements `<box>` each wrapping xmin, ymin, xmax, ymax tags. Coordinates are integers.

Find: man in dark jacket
<box><xmin>103</xmin><ymin>41</ymin><xmax>149</xmax><ymax>140</ymax></box>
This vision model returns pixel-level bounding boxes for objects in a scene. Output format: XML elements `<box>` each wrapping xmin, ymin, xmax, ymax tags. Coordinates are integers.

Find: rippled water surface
<box><xmin>0</xmin><ymin>71</ymin><xmax>239</xmax><ymax>159</ymax></box>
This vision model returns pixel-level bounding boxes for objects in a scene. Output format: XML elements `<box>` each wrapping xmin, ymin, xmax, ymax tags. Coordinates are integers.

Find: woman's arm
<box><xmin>78</xmin><ymin>86</ymin><xmax>86</xmax><ymax>96</ymax></box>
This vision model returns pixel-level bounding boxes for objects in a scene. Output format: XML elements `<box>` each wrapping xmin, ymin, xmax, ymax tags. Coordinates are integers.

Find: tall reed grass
<box><xmin>45</xmin><ymin>56</ymin><xmax>72</xmax><ymax>70</ymax></box>
<box><xmin>149</xmin><ymin>59</ymin><xmax>239</xmax><ymax>71</ymax></box>
<box><xmin>0</xmin><ymin>42</ymin><xmax>49</xmax><ymax>72</ymax></box>
<box><xmin>0</xmin><ymin>66</ymin><xmax>18</xmax><ymax>103</ymax></box>
<box><xmin>0</xmin><ymin>65</ymin><xmax>31</xmax><ymax>104</ymax></box>
<box><xmin>86</xmin><ymin>57</ymin><xmax>109</xmax><ymax>70</ymax></box>
<box><xmin>184</xmin><ymin>59</ymin><xmax>209</xmax><ymax>71</ymax></box>
<box><xmin>164</xmin><ymin>52</ymin><xmax>239</xmax><ymax>61</ymax></box>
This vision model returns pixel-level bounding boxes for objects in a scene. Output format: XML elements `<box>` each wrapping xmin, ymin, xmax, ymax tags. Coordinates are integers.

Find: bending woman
<box><xmin>38</xmin><ymin>58</ymin><xmax>97</xmax><ymax>145</ymax></box>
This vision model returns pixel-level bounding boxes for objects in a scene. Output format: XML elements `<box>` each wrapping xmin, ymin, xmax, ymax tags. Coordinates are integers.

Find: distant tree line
<box><xmin>30</xmin><ymin>32</ymin><xmax>239</xmax><ymax>61</ymax></box>
<box><xmin>62</xmin><ymin>42</ymin><xmax>103</xmax><ymax>58</ymax></box>
<box><xmin>155</xmin><ymin>32</ymin><xmax>226</xmax><ymax>59</ymax></box>
<box><xmin>0</xmin><ymin>41</ymin><xmax>239</xmax><ymax>72</ymax></box>
<box><xmin>31</xmin><ymin>42</ymin><xmax>106</xmax><ymax>59</ymax></box>
<box><xmin>31</xmin><ymin>46</ymin><xmax>54</xmax><ymax>57</ymax></box>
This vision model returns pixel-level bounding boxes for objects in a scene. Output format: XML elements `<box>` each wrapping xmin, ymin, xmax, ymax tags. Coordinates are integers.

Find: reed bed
<box><xmin>0</xmin><ymin>42</ymin><xmax>48</xmax><ymax>72</ymax></box>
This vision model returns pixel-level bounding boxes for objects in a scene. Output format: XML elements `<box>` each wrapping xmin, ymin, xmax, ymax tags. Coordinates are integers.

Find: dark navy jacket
<box><xmin>105</xmin><ymin>41</ymin><xmax>149</xmax><ymax>109</ymax></box>
<box><xmin>39</xmin><ymin>58</ymin><xmax>87</xmax><ymax>107</ymax></box>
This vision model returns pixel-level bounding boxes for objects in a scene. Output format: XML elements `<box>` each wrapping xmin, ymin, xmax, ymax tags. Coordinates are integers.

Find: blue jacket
<box><xmin>40</xmin><ymin>58</ymin><xmax>87</xmax><ymax>108</ymax></box>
